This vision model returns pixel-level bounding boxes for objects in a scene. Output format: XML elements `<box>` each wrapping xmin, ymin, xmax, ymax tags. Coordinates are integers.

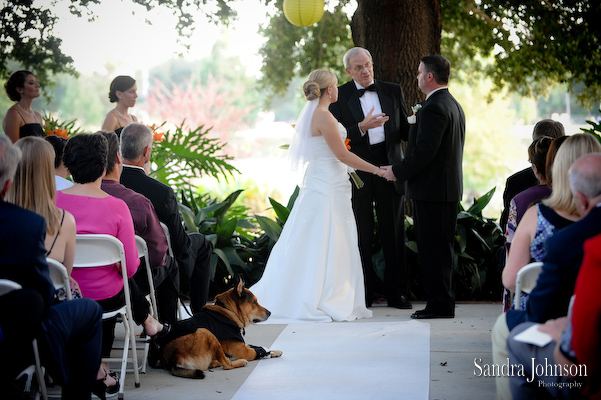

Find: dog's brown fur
<box><xmin>162</xmin><ymin>280</ymin><xmax>282</xmax><ymax>378</ymax></box>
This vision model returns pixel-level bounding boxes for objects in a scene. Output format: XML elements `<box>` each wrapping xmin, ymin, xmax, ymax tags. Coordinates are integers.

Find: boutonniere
<box><xmin>407</xmin><ymin>104</ymin><xmax>422</xmax><ymax>124</ymax></box>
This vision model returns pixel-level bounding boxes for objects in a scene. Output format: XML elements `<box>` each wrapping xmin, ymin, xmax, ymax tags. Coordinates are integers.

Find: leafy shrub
<box><xmin>580</xmin><ymin>110</ymin><xmax>601</xmax><ymax>143</ymax></box>
<box><xmin>405</xmin><ymin>188</ymin><xmax>504</xmax><ymax>301</ymax></box>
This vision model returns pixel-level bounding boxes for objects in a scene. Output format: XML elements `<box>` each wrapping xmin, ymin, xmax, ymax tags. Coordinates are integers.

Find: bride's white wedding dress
<box><xmin>250</xmin><ymin>123</ymin><xmax>372</xmax><ymax>323</ymax></box>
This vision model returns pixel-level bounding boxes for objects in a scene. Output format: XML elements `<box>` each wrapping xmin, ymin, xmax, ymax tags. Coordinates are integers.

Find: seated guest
<box><xmin>544</xmin><ymin>135</ymin><xmax>569</xmax><ymax>189</ymax></box>
<box><xmin>508</xmin><ymin>233</ymin><xmax>601</xmax><ymax>399</ymax></box>
<box><xmin>505</xmin><ymin>136</ymin><xmax>554</xmax><ymax>246</ymax></box>
<box><xmin>45</xmin><ymin>134</ymin><xmax>74</xmax><ymax>190</ymax></box>
<box><xmin>120</xmin><ymin>123</ymin><xmax>213</xmax><ymax>313</ymax></box>
<box><xmin>0</xmin><ymin>134</ymin><xmax>103</xmax><ymax>400</ymax></box>
<box><xmin>56</xmin><ymin>132</ymin><xmax>167</xmax><ymax>383</ymax></box>
<box><xmin>6</xmin><ymin>136</ymin><xmax>80</xmax><ymax>298</ymax></box>
<box><xmin>100</xmin><ymin>130</ymin><xmax>179</xmax><ymax>323</ymax></box>
<box><xmin>500</xmin><ymin>119</ymin><xmax>565</xmax><ymax>230</ymax></box>
<box><xmin>502</xmin><ymin>134</ymin><xmax>601</xmax><ymax>310</ymax></box>
<box><xmin>507</xmin><ymin>316</ymin><xmax>577</xmax><ymax>399</ymax></box>
<box><xmin>492</xmin><ymin>151</ymin><xmax>601</xmax><ymax>399</ymax></box>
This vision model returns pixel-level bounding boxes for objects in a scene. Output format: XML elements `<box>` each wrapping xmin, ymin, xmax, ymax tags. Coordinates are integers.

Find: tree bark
<box><xmin>351</xmin><ymin>0</ymin><xmax>442</xmax><ymax>109</ymax></box>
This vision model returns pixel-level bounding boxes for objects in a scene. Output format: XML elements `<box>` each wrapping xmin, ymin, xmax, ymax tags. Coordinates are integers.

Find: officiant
<box><xmin>330</xmin><ymin>47</ymin><xmax>411</xmax><ymax>309</ymax></box>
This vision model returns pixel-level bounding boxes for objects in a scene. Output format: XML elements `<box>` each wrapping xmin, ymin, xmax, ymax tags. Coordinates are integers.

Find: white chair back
<box><xmin>134</xmin><ymin>235</ymin><xmax>158</xmax><ymax>374</ymax></box>
<box><xmin>73</xmin><ymin>234</ymin><xmax>140</xmax><ymax>394</ymax></box>
<box><xmin>160</xmin><ymin>222</ymin><xmax>174</xmax><ymax>257</ymax></box>
<box><xmin>514</xmin><ymin>261</ymin><xmax>543</xmax><ymax>310</ymax></box>
<box><xmin>0</xmin><ymin>279</ymin><xmax>22</xmax><ymax>296</ymax></box>
<box><xmin>46</xmin><ymin>258</ymin><xmax>72</xmax><ymax>301</ymax></box>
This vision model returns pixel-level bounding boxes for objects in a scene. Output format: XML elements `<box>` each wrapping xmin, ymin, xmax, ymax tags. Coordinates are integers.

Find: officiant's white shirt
<box><xmin>355</xmin><ymin>80</ymin><xmax>385</xmax><ymax>145</ymax></box>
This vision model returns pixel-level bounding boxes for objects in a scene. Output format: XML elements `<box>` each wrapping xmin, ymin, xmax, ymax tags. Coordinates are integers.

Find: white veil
<box><xmin>288</xmin><ymin>98</ymin><xmax>318</xmax><ymax>174</ymax></box>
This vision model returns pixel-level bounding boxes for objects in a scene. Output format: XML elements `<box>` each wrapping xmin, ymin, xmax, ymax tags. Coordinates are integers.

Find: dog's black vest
<box><xmin>155</xmin><ymin>308</ymin><xmax>245</xmax><ymax>350</ymax></box>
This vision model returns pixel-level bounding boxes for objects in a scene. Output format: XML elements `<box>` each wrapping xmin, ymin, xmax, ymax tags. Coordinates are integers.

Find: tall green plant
<box><xmin>580</xmin><ymin>110</ymin><xmax>601</xmax><ymax>144</ymax></box>
<box><xmin>150</xmin><ymin>121</ymin><xmax>238</xmax><ymax>191</ymax></box>
<box><xmin>178</xmin><ymin>188</ymin><xmax>267</xmax><ymax>296</ymax></box>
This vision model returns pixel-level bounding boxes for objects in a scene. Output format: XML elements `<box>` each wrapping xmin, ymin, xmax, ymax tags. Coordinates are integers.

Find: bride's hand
<box><xmin>380</xmin><ymin>165</ymin><xmax>397</xmax><ymax>181</ymax></box>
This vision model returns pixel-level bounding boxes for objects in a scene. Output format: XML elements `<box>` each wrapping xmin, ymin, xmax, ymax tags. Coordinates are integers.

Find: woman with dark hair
<box><xmin>505</xmin><ymin>136</ymin><xmax>555</xmax><ymax>246</ymax></box>
<box><xmin>2</xmin><ymin>70</ymin><xmax>44</xmax><ymax>143</ymax></box>
<box><xmin>101</xmin><ymin>76</ymin><xmax>139</xmax><ymax>136</ymax></box>
<box><xmin>56</xmin><ymin>132</ymin><xmax>167</xmax><ymax>395</ymax></box>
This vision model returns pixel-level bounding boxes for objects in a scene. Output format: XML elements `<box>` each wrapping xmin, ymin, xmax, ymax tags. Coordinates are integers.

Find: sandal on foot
<box><xmin>93</xmin><ymin>367</ymin><xmax>119</xmax><ymax>398</ymax></box>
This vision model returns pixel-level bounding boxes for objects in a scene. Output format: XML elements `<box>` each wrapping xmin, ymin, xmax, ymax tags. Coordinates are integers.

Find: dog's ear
<box><xmin>235</xmin><ymin>277</ymin><xmax>245</xmax><ymax>298</ymax></box>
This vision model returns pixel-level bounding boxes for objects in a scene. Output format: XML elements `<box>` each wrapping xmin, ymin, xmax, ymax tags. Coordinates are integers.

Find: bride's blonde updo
<box><xmin>303</xmin><ymin>69</ymin><xmax>337</xmax><ymax>101</ymax></box>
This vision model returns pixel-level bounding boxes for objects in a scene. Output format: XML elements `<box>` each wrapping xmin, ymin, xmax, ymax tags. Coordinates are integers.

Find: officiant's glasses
<box><xmin>353</xmin><ymin>62</ymin><xmax>373</xmax><ymax>72</ymax></box>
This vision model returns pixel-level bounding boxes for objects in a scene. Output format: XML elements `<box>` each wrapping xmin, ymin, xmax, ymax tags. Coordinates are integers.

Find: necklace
<box><xmin>17</xmin><ymin>103</ymin><xmax>34</xmax><ymax>116</ymax></box>
<box><xmin>114</xmin><ymin>108</ymin><xmax>131</xmax><ymax>120</ymax></box>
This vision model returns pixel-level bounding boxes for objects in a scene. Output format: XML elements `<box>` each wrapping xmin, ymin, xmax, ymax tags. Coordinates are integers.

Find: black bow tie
<box><xmin>358</xmin><ymin>84</ymin><xmax>376</xmax><ymax>97</ymax></box>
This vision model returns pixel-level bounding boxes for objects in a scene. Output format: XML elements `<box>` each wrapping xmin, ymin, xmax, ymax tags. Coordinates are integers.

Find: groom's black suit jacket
<box><xmin>392</xmin><ymin>88</ymin><xmax>465</xmax><ymax>202</ymax></box>
<box><xmin>330</xmin><ymin>79</ymin><xmax>410</xmax><ymax>194</ymax></box>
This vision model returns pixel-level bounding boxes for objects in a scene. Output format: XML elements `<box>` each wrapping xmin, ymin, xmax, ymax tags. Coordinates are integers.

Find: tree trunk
<box><xmin>351</xmin><ymin>0</ymin><xmax>442</xmax><ymax>109</ymax></box>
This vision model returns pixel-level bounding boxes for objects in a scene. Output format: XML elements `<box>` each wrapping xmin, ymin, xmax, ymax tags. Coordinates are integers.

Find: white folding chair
<box><xmin>160</xmin><ymin>222</ymin><xmax>188</xmax><ymax>319</ymax></box>
<box><xmin>159</xmin><ymin>222</ymin><xmax>173</xmax><ymax>258</ymax></box>
<box><xmin>46</xmin><ymin>258</ymin><xmax>72</xmax><ymax>301</ymax></box>
<box><xmin>134</xmin><ymin>235</ymin><xmax>157</xmax><ymax>373</ymax></box>
<box><xmin>73</xmin><ymin>234</ymin><xmax>140</xmax><ymax>397</ymax></box>
<box><xmin>0</xmin><ymin>279</ymin><xmax>48</xmax><ymax>400</ymax></box>
<box><xmin>513</xmin><ymin>262</ymin><xmax>544</xmax><ymax>310</ymax></box>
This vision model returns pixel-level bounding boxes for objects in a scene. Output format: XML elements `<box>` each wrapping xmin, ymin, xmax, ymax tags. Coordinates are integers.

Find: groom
<box><xmin>383</xmin><ymin>55</ymin><xmax>465</xmax><ymax>319</ymax></box>
<box><xmin>330</xmin><ymin>47</ymin><xmax>411</xmax><ymax>309</ymax></box>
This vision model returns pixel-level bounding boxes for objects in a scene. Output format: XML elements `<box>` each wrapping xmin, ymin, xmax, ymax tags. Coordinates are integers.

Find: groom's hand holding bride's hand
<box><xmin>381</xmin><ymin>165</ymin><xmax>397</xmax><ymax>181</ymax></box>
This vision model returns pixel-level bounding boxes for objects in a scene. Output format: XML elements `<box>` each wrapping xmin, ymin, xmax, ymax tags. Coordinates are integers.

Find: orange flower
<box><xmin>153</xmin><ymin>131</ymin><xmax>164</xmax><ymax>142</ymax></box>
<box><xmin>147</xmin><ymin>124</ymin><xmax>165</xmax><ymax>142</ymax></box>
<box><xmin>345</xmin><ymin>138</ymin><xmax>351</xmax><ymax>150</ymax></box>
<box><xmin>46</xmin><ymin>129</ymin><xmax>68</xmax><ymax>139</ymax></box>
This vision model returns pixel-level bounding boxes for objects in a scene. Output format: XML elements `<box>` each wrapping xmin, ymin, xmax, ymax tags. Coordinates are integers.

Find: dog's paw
<box><xmin>270</xmin><ymin>350</ymin><xmax>283</xmax><ymax>358</ymax></box>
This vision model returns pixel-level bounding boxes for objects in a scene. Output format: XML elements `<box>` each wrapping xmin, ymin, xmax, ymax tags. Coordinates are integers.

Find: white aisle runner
<box><xmin>232</xmin><ymin>321</ymin><xmax>430</xmax><ymax>400</ymax></box>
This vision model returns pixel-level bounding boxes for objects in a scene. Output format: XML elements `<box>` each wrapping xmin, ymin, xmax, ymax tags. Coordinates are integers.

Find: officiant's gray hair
<box><xmin>121</xmin><ymin>122</ymin><xmax>152</xmax><ymax>160</ymax></box>
<box><xmin>343</xmin><ymin>47</ymin><xmax>372</xmax><ymax>69</ymax></box>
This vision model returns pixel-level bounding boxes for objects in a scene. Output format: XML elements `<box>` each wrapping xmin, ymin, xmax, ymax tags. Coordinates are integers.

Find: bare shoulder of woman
<box><xmin>62</xmin><ymin>210</ymin><xmax>77</xmax><ymax>231</ymax></box>
<box><xmin>101</xmin><ymin>111</ymin><xmax>117</xmax><ymax>131</ymax></box>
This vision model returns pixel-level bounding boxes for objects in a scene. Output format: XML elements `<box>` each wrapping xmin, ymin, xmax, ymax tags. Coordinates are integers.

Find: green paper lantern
<box><xmin>283</xmin><ymin>0</ymin><xmax>325</xmax><ymax>27</ymax></box>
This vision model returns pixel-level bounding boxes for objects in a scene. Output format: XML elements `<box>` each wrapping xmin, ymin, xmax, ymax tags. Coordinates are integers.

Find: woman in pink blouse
<box><xmin>56</xmin><ymin>132</ymin><xmax>166</xmax><ymax>394</ymax></box>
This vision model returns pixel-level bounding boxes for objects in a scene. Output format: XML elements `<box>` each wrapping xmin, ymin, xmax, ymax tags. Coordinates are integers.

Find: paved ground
<box><xmin>72</xmin><ymin>301</ymin><xmax>499</xmax><ymax>400</ymax></box>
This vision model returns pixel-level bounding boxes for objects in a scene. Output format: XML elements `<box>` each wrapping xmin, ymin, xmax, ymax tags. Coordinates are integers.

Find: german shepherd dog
<box><xmin>152</xmin><ymin>279</ymin><xmax>282</xmax><ymax>378</ymax></box>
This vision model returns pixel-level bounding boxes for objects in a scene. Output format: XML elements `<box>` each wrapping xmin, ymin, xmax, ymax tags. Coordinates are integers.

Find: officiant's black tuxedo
<box><xmin>392</xmin><ymin>88</ymin><xmax>465</xmax><ymax>315</ymax></box>
<box><xmin>330</xmin><ymin>79</ymin><xmax>410</xmax><ymax>305</ymax></box>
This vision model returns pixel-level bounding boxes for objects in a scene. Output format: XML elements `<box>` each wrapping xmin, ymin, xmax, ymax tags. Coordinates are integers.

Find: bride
<box><xmin>250</xmin><ymin>69</ymin><xmax>387</xmax><ymax>322</ymax></box>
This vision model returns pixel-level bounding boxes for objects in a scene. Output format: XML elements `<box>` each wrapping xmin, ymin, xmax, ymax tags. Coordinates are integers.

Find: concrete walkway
<box><xmin>96</xmin><ymin>302</ymin><xmax>500</xmax><ymax>400</ymax></box>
